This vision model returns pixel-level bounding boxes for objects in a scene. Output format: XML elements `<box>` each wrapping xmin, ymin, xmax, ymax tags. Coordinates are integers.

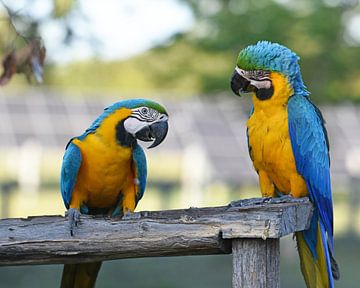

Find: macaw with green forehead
<box><xmin>230</xmin><ymin>41</ymin><xmax>339</xmax><ymax>287</ymax></box>
<box><xmin>60</xmin><ymin>99</ymin><xmax>168</xmax><ymax>288</ymax></box>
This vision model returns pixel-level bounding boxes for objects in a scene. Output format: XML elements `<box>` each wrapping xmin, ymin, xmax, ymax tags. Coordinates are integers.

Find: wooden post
<box><xmin>232</xmin><ymin>238</ymin><xmax>279</xmax><ymax>288</ymax></box>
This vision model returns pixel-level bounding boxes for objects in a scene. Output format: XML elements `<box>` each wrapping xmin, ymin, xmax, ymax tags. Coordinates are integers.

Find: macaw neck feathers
<box><xmin>116</xmin><ymin>120</ymin><xmax>136</xmax><ymax>147</ymax></box>
<box><xmin>77</xmin><ymin>108</ymin><xmax>133</xmax><ymax>147</ymax></box>
<box><xmin>252</xmin><ymin>72</ymin><xmax>294</xmax><ymax>111</ymax></box>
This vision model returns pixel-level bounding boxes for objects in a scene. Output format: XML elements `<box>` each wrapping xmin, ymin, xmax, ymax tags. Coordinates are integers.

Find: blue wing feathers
<box><xmin>302</xmin><ymin>208</ymin><xmax>320</xmax><ymax>258</ymax></box>
<box><xmin>288</xmin><ymin>95</ymin><xmax>334</xmax><ymax>252</ymax></box>
<box><xmin>60</xmin><ymin>141</ymin><xmax>82</xmax><ymax>209</ymax></box>
<box><xmin>132</xmin><ymin>144</ymin><xmax>147</xmax><ymax>204</ymax></box>
<box><xmin>321</xmin><ymin>221</ymin><xmax>335</xmax><ymax>287</ymax></box>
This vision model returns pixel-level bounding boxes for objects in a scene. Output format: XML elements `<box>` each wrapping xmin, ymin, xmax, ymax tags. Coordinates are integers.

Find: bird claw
<box><xmin>229</xmin><ymin>197</ymin><xmax>272</xmax><ymax>208</ymax></box>
<box><xmin>268</xmin><ymin>194</ymin><xmax>295</xmax><ymax>204</ymax></box>
<box><xmin>67</xmin><ymin>208</ymin><xmax>81</xmax><ymax>236</ymax></box>
<box><xmin>122</xmin><ymin>210</ymin><xmax>140</xmax><ymax>220</ymax></box>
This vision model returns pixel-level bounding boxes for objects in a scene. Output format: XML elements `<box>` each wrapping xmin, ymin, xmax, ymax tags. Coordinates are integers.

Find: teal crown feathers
<box><xmin>237</xmin><ymin>41</ymin><xmax>309</xmax><ymax>96</ymax></box>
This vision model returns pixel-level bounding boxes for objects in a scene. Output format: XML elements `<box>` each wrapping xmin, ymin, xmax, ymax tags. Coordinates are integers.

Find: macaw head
<box><xmin>90</xmin><ymin>99</ymin><xmax>168</xmax><ymax>148</ymax></box>
<box><xmin>230</xmin><ymin>41</ymin><xmax>309</xmax><ymax>100</ymax></box>
<box><xmin>122</xmin><ymin>100</ymin><xmax>169</xmax><ymax>148</ymax></box>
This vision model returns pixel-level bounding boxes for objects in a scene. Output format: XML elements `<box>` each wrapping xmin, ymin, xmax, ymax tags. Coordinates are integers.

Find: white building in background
<box><xmin>0</xmin><ymin>91</ymin><xmax>359</xmax><ymax>194</ymax></box>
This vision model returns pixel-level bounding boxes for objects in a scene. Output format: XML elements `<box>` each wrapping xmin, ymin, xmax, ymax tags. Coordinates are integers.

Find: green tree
<box><xmin>0</xmin><ymin>0</ymin><xmax>77</xmax><ymax>85</ymax></box>
<box><xmin>177</xmin><ymin>0</ymin><xmax>360</xmax><ymax>102</ymax></box>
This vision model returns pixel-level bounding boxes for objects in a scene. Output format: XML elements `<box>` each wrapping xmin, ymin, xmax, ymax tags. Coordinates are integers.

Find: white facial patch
<box><xmin>249</xmin><ymin>79</ymin><xmax>272</xmax><ymax>89</ymax></box>
<box><xmin>123</xmin><ymin>117</ymin><xmax>147</xmax><ymax>135</ymax></box>
<box><xmin>235</xmin><ymin>66</ymin><xmax>272</xmax><ymax>89</ymax></box>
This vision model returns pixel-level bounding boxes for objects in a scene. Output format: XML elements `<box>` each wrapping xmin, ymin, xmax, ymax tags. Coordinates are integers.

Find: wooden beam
<box><xmin>0</xmin><ymin>197</ymin><xmax>312</xmax><ymax>266</ymax></box>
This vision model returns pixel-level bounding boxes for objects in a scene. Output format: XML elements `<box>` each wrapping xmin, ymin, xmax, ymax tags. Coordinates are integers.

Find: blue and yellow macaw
<box><xmin>60</xmin><ymin>99</ymin><xmax>168</xmax><ymax>288</ymax></box>
<box><xmin>230</xmin><ymin>41</ymin><xmax>339</xmax><ymax>287</ymax></box>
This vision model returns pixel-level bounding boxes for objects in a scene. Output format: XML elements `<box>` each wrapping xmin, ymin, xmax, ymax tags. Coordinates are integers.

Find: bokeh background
<box><xmin>0</xmin><ymin>0</ymin><xmax>360</xmax><ymax>287</ymax></box>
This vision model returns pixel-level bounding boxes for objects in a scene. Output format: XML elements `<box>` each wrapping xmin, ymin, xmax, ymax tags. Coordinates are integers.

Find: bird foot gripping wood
<box><xmin>269</xmin><ymin>194</ymin><xmax>294</xmax><ymax>203</ymax></box>
<box><xmin>122</xmin><ymin>210</ymin><xmax>141</xmax><ymax>220</ymax></box>
<box><xmin>229</xmin><ymin>197</ymin><xmax>272</xmax><ymax>208</ymax></box>
<box><xmin>228</xmin><ymin>195</ymin><xmax>306</xmax><ymax>209</ymax></box>
<box><xmin>66</xmin><ymin>208</ymin><xmax>81</xmax><ymax>236</ymax></box>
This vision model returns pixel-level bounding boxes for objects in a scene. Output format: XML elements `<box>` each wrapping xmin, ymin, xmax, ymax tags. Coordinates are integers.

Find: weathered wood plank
<box><xmin>232</xmin><ymin>238</ymin><xmax>280</xmax><ymax>288</ymax></box>
<box><xmin>0</xmin><ymin>197</ymin><xmax>312</xmax><ymax>266</ymax></box>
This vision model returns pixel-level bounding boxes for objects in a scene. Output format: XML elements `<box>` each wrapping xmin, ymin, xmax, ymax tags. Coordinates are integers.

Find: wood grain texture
<box><xmin>0</xmin><ymin>197</ymin><xmax>312</xmax><ymax>266</ymax></box>
<box><xmin>232</xmin><ymin>238</ymin><xmax>280</xmax><ymax>288</ymax></box>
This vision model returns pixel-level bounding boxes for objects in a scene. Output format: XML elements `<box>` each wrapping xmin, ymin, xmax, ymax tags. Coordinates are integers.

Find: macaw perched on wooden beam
<box><xmin>60</xmin><ymin>99</ymin><xmax>169</xmax><ymax>288</ymax></box>
<box><xmin>230</xmin><ymin>41</ymin><xmax>339</xmax><ymax>288</ymax></box>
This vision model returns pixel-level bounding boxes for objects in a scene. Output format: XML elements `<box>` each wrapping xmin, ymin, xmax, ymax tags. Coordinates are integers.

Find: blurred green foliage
<box><xmin>46</xmin><ymin>0</ymin><xmax>360</xmax><ymax>102</ymax></box>
<box><xmin>1</xmin><ymin>0</ymin><xmax>360</xmax><ymax>101</ymax></box>
<box><xmin>0</xmin><ymin>0</ymin><xmax>77</xmax><ymax>51</ymax></box>
<box><xmin>181</xmin><ymin>0</ymin><xmax>360</xmax><ymax>102</ymax></box>
<box><xmin>0</xmin><ymin>0</ymin><xmax>77</xmax><ymax>84</ymax></box>
<box><xmin>46</xmin><ymin>42</ymin><xmax>234</xmax><ymax>96</ymax></box>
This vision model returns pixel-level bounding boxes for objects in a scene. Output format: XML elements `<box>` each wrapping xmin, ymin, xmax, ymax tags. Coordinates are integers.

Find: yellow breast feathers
<box><xmin>69</xmin><ymin>108</ymin><xmax>137</xmax><ymax>212</ymax></box>
<box><xmin>246</xmin><ymin>72</ymin><xmax>308</xmax><ymax>198</ymax></box>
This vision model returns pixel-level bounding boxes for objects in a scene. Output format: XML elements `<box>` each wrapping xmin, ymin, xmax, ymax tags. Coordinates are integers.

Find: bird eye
<box><xmin>141</xmin><ymin>108</ymin><xmax>148</xmax><ymax>115</ymax></box>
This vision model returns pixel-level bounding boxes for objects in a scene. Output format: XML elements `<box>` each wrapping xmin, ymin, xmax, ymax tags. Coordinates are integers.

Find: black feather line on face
<box><xmin>116</xmin><ymin>120</ymin><xmax>136</xmax><ymax>147</ymax></box>
<box><xmin>256</xmin><ymin>86</ymin><xmax>274</xmax><ymax>100</ymax></box>
<box><xmin>242</xmin><ymin>69</ymin><xmax>271</xmax><ymax>81</ymax></box>
<box><xmin>244</xmin><ymin>69</ymin><xmax>273</xmax><ymax>100</ymax></box>
<box><xmin>129</xmin><ymin>115</ymin><xmax>154</xmax><ymax>123</ymax></box>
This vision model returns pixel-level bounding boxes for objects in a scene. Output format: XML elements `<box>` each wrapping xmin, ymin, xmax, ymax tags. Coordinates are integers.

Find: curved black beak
<box><xmin>135</xmin><ymin>120</ymin><xmax>168</xmax><ymax>149</ymax></box>
<box><xmin>230</xmin><ymin>70</ymin><xmax>256</xmax><ymax>96</ymax></box>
